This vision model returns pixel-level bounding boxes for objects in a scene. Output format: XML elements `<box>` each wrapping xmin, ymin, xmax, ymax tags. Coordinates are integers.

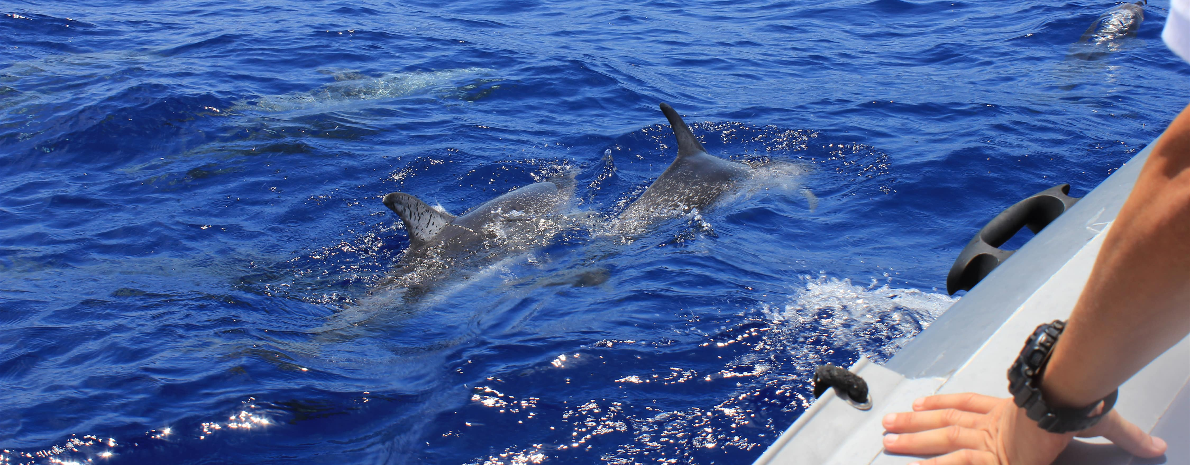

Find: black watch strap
<box><xmin>1007</xmin><ymin>320</ymin><xmax>1119</xmax><ymax>433</ymax></box>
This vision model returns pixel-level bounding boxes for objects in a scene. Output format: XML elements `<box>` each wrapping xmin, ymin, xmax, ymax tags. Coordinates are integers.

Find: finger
<box><xmin>883</xmin><ymin>409</ymin><xmax>987</xmax><ymax>433</ymax></box>
<box><xmin>1081</xmin><ymin>410</ymin><xmax>1168</xmax><ymax>458</ymax></box>
<box><xmin>913</xmin><ymin>393</ymin><xmax>1000</xmax><ymax>414</ymax></box>
<box><xmin>883</xmin><ymin>426</ymin><xmax>993</xmax><ymax>456</ymax></box>
<box><xmin>910</xmin><ymin>448</ymin><xmax>999</xmax><ymax>465</ymax></box>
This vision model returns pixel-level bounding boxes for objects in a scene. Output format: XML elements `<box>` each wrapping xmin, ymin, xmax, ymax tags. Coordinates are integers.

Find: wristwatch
<box><xmin>1007</xmin><ymin>320</ymin><xmax>1118</xmax><ymax>433</ymax></box>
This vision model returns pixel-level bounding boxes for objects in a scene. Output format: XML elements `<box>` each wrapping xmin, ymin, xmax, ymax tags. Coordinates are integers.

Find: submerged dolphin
<box><xmin>380</xmin><ymin>174</ymin><xmax>576</xmax><ymax>291</ymax></box>
<box><xmin>236</xmin><ymin>67</ymin><xmax>497</xmax><ymax>113</ymax></box>
<box><xmin>615</xmin><ymin>103</ymin><xmax>754</xmax><ymax>229</ymax></box>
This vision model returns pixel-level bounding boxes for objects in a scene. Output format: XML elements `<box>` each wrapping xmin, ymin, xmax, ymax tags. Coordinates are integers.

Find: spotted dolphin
<box><xmin>615</xmin><ymin>103</ymin><xmax>755</xmax><ymax>229</ymax></box>
<box><xmin>380</xmin><ymin>173</ymin><xmax>576</xmax><ymax>290</ymax></box>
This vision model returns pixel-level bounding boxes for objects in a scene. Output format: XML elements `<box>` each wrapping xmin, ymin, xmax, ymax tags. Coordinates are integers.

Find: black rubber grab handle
<box><xmin>946</xmin><ymin>184</ymin><xmax>1080</xmax><ymax>295</ymax></box>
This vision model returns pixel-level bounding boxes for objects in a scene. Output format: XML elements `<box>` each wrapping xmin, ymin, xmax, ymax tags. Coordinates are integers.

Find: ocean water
<box><xmin>1</xmin><ymin>0</ymin><xmax>1187</xmax><ymax>463</ymax></box>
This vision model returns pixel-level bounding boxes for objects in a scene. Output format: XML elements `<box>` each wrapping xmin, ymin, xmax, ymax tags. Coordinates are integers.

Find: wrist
<box><xmin>1037</xmin><ymin>350</ymin><xmax>1093</xmax><ymax>408</ymax></box>
<box><xmin>1008</xmin><ymin>320</ymin><xmax>1118</xmax><ymax>433</ymax></box>
<box><xmin>1036</xmin><ymin>320</ymin><xmax>1119</xmax><ymax>409</ymax></box>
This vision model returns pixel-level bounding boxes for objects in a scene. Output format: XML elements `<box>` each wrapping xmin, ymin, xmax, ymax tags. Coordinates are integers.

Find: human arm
<box><xmin>880</xmin><ymin>102</ymin><xmax>1190</xmax><ymax>464</ymax></box>
<box><xmin>1040</xmin><ymin>101</ymin><xmax>1190</xmax><ymax>410</ymax></box>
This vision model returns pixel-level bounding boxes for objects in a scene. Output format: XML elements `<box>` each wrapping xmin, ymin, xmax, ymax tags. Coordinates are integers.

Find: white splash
<box><xmin>767</xmin><ymin>275</ymin><xmax>958</xmax><ymax>362</ymax></box>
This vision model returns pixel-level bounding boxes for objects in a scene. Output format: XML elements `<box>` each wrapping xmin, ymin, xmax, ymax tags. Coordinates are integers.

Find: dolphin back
<box><xmin>659</xmin><ymin>103</ymin><xmax>709</xmax><ymax>158</ymax></box>
<box><xmin>611</xmin><ymin>103</ymin><xmax>755</xmax><ymax>231</ymax></box>
<box><xmin>383</xmin><ymin>192</ymin><xmax>457</xmax><ymax>247</ymax></box>
<box><xmin>1078</xmin><ymin>1</ymin><xmax>1145</xmax><ymax>44</ymax></box>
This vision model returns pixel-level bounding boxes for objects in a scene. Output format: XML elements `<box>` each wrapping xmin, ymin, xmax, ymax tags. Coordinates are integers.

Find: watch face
<box><xmin>1027</xmin><ymin>347</ymin><xmax>1046</xmax><ymax>370</ymax></box>
<box><xmin>1010</xmin><ymin>322</ymin><xmax>1056</xmax><ymax>409</ymax></box>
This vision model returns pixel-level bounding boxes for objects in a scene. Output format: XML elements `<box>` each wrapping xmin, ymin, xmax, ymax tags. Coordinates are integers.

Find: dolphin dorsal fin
<box><xmin>659</xmin><ymin>103</ymin><xmax>708</xmax><ymax>158</ymax></box>
<box><xmin>383</xmin><ymin>192</ymin><xmax>456</xmax><ymax>247</ymax></box>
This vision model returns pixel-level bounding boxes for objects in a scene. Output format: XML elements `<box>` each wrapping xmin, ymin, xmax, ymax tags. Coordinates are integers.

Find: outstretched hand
<box><xmin>880</xmin><ymin>393</ymin><xmax>1167</xmax><ymax>465</ymax></box>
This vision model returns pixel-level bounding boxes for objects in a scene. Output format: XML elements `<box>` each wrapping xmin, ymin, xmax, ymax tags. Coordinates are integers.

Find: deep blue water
<box><xmin>2</xmin><ymin>0</ymin><xmax>1187</xmax><ymax>463</ymax></box>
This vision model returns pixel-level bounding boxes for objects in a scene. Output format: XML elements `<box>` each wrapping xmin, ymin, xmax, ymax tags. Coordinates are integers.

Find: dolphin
<box><xmin>1068</xmin><ymin>1</ymin><xmax>1146</xmax><ymax>61</ymax></box>
<box><xmin>614</xmin><ymin>103</ymin><xmax>754</xmax><ymax>230</ymax></box>
<box><xmin>236</xmin><ymin>67</ymin><xmax>497</xmax><ymax>113</ymax></box>
<box><xmin>1078</xmin><ymin>1</ymin><xmax>1145</xmax><ymax>45</ymax></box>
<box><xmin>380</xmin><ymin>173</ymin><xmax>576</xmax><ymax>291</ymax></box>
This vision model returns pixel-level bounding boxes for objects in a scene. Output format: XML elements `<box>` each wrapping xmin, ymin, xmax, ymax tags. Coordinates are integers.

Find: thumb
<box><xmin>1080</xmin><ymin>410</ymin><xmax>1166</xmax><ymax>458</ymax></box>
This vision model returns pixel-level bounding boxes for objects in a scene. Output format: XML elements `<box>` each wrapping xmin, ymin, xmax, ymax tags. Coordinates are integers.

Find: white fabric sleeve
<box><xmin>1165</xmin><ymin>0</ymin><xmax>1190</xmax><ymax>63</ymax></box>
